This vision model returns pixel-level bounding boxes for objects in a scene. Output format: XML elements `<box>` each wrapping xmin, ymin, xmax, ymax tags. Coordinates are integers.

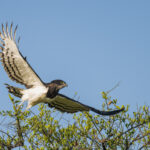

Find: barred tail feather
<box><xmin>5</xmin><ymin>83</ymin><xmax>23</xmax><ymax>98</ymax></box>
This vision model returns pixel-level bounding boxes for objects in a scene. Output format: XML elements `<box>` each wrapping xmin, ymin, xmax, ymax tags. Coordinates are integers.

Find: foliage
<box><xmin>0</xmin><ymin>92</ymin><xmax>149</xmax><ymax>150</ymax></box>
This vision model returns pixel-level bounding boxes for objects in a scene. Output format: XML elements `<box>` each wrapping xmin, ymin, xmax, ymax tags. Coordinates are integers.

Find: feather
<box><xmin>5</xmin><ymin>83</ymin><xmax>23</xmax><ymax>98</ymax></box>
<box><xmin>48</xmin><ymin>94</ymin><xmax>124</xmax><ymax>115</ymax></box>
<box><xmin>10</xmin><ymin>23</ymin><xmax>13</xmax><ymax>40</ymax></box>
<box><xmin>18</xmin><ymin>36</ymin><xmax>20</xmax><ymax>44</ymax></box>
<box><xmin>0</xmin><ymin>23</ymin><xmax>45</xmax><ymax>88</ymax></box>
<box><xmin>6</xmin><ymin>23</ymin><xmax>10</xmax><ymax>38</ymax></box>
<box><xmin>0</xmin><ymin>31</ymin><xmax>4</xmax><ymax>40</ymax></box>
<box><xmin>14</xmin><ymin>25</ymin><xmax>18</xmax><ymax>40</ymax></box>
<box><xmin>2</xmin><ymin>24</ymin><xmax>6</xmax><ymax>37</ymax></box>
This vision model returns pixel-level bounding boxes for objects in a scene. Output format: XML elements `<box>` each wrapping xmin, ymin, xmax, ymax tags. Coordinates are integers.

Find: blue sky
<box><xmin>0</xmin><ymin>0</ymin><xmax>150</xmax><ymax>113</ymax></box>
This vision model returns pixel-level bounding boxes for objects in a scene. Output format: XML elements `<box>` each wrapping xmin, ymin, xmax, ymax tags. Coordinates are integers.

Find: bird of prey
<box><xmin>0</xmin><ymin>23</ymin><xmax>124</xmax><ymax>115</ymax></box>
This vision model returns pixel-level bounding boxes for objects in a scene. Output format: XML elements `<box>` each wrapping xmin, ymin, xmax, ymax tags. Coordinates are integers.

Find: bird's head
<box><xmin>50</xmin><ymin>79</ymin><xmax>68</xmax><ymax>90</ymax></box>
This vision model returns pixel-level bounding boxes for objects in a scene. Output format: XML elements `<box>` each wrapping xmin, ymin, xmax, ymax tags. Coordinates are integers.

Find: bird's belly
<box><xmin>29</xmin><ymin>97</ymin><xmax>54</xmax><ymax>108</ymax></box>
<box><xmin>21</xmin><ymin>86</ymin><xmax>49</xmax><ymax>108</ymax></box>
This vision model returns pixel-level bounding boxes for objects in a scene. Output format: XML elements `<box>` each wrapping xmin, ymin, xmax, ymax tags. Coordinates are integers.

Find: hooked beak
<box><xmin>59</xmin><ymin>83</ymin><xmax>68</xmax><ymax>89</ymax></box>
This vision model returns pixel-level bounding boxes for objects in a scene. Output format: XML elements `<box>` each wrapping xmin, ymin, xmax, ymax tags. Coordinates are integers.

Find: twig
<box><xmin>106</xmin><ymin>81</ymin><xmax>121</xmax><ymax>94</ymax></box>
<box><xmin>114</xmin><ymin>121</ymin><xmax>147</xmax><ymax>140</ymax></box>
<box><xmin>130</xmin><ymin>132</ymin><xmax>150</xmax><ymax>146</ymax></box>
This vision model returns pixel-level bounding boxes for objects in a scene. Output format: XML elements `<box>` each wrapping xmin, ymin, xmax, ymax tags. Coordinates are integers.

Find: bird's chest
<box><xmin>46</xmin><ymin>86</ymin><xmax>58</xmax><ymax>98</ymax></box>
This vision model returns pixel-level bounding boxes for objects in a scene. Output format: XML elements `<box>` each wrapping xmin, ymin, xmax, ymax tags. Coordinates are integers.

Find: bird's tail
<box><xmin>89</xmin><ymin>106</ymin><xmax>125</xmax><ymax>116</ymax></box>
<box><xmin>5</xmin><ymin>83</ymin><xmax>23</xmax><ymax>98</ymax></box>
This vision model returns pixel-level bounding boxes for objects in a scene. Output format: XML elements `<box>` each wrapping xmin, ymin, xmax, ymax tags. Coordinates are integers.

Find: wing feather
<box><xmin>10</xmin><ymin>23</ymin><xmax>13</xmax><ymax>40</ymax></box>
<box><xmin>48</xmin><ymin>94</ymin><xmax>124</xmax><ymax>115</ymax></box>
<box><xmin>2</xmin><ymin>24</ymin><xmax>6</xmax><ymax>37</ymax></box>
<box><xmin>0</xmin><ymin>23</ymin><xmax>44</xmax><ymax>88</ymax></box>
<box><xmin>6</xmin><ymin>23</ymin><xmax>10</xmax><ymax>38</ymax></box>
<box><xmin>14</xmin><ymin>25</ymin><xmax>18</xmax><ymax>40</ymax></box>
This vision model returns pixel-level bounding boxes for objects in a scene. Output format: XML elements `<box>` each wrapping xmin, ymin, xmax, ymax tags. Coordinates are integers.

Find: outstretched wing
<box><xmin>48</xmin><ymin>94</ymin><xmax>124</xmax><ymax>115</ymax></box>
<box><xmin>0</xmin><ymin>23</ymin><xmax>44</xmax><ymax>88</ymax></box>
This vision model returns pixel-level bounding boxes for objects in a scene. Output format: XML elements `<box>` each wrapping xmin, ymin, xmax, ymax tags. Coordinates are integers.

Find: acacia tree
<box><xmin>0</xmin><ymin>92</ymin><xmax>149</xmax><ymax>150</ymax></box>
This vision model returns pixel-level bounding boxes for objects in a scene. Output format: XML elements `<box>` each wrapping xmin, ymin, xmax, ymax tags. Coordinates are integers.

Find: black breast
<box><xmin>46</xmin><ymin>86</ymin><xmax>58</xmax><ymax>98</ymax></box>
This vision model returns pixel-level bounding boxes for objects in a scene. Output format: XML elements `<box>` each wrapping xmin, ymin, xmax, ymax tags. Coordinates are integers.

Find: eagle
<box><xmin>0</xmin><ymin>23</ymin><xmax>124</xmax><ymax>115</ymax></box>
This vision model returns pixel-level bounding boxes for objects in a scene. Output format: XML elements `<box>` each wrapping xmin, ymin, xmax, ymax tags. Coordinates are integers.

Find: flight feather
<box><xmin>0</xmin><ymin>23</ymin><xmax>44</xmax><ymax>88</ymax></box>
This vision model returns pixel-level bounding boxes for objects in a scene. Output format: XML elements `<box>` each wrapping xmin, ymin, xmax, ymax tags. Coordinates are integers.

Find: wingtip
<box><xmin>6</xmin><ymin>22</ymin><xmax>10</xmax><ymax>37</ymax></box>
<box><xmin>18</xmin><ymin>36</ymin><xmax>21</xmax><ymax>44</ymax></box>
<box><xmin>6</xmin><ymin>22</ymin><xmax>8</xmax><ymax>28</ymax></box>
<box><xmin>4</xmin><ymin>83</ymin><xmax>10</xmax><ymax>90</ymax></box>
<box><xmin>10</xmin><ymin>23</ymin><xmax>13</xmax><ymax>39</ymax></box>
<box><xmin>14</xmin><ymin>24</ymin><xmax>18</xmax><ymax>40</ymax></box>
<box><xmin>10</xmin><ymin>22</ymin><xmax>13</xmax><ymax>27</ymax></box>
<box><xmin>1</xmin><ymin>24</ymin><xmax>5</xmax><ymax>36</ymax></box>
<box><xmin>1</xmin><ymin>23</ymin><xmax>4</xmax><ymax>30</ymax></box>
